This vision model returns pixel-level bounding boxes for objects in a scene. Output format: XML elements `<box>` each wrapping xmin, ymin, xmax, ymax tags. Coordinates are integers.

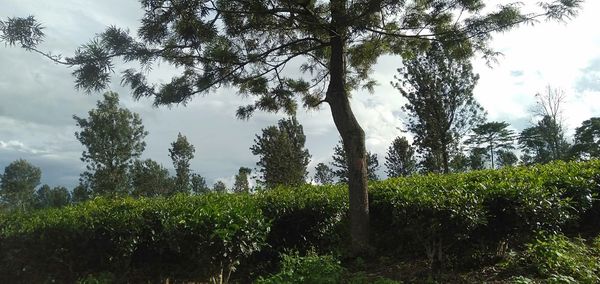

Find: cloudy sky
<box><xmin>1</xmin><ymin>1</ymin><xmax>600</xmax><ymax>189</ymax></box>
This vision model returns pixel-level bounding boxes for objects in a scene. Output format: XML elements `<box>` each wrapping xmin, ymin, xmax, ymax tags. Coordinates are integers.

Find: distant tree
<box><xmin>519</xmin><ymin>116</ymin><xmax>570</xmax><ymax>165</ymax></box>
<box><xmin>2</xmin><ymin>0</ymin><xmax>581</xmax><ymax>255</ymax></box>
<box><xmin>497</xmin><ymin>150</ymin><xmax>519</xmax><ymax>167</ymax></box>
<box><xmin>169</xmin><ymin>133</ymin><xmax>195</xmax><ymax>194</ymax></box>
<box><xmin>190</xmin><ymin>173</ymin><xmax>210</xmax><ymax>195</ymax></box>
<box><xmin>466</xmin><ymin>121</ymin><xmax>515</xmax><ymax>169</ymax></box>
<box><xmin>331</xmin><ymin>140</ymin><xmax>379</xmax><ymax>182</ymax></box>
<box><xmin>71</xmin><ymin>184</ymin><xmax>90</xmax><ymax>203</ymax></box>
<box><xmin>74</xmin><ymin>92</ymin><xmax>147</xmax><ymax>197</ymax></box>
<box><xmin>570</xmin><ymin>117</ymin><xmax>600</xmax><ymax>160</ymax></box>
<box><xmin>0</xmin><ymin>159</ymin><xmax>41</xmax><ymax>211</ymax></box>
<box><xmin>130</xmin><ymin>159</ymin><xmax>174</xmax><ymax>197</ymax></box>
<box><xmin>35</xmin><ymin>185</ymin><xmax>71</xmax><ymax>208</ymax></box>
<box><xmin>449</xmin><ymin>151</ymin><xmax>470</xmax><ymax>173</ymax></box>
<box><xmin>251</xmin><ymin>117</ymin><xmax>311</xmax><ymax>188</ymax></box>
<box><xmin>393</xmin><ymin>42</ymin><xmax>485</xmax><ymax>173</ymax></box>
<box><xmin>385</xmin><ymin>136</ymin><xmax>416</xmax><ymax>177</ymax></box>
<box><xmin>213</xmin><ymin>181</ymin><xmax>227</xmax><ymax>193</ymax></box>
<box><xmin>469</xmin><ymin>148</ymin><xmax>487</xmax><ymax>171</ymax></box>
<box><xmin>233</xmin><ymin>167</ymin><xmax>252</xmax><ymax>193</ymax></box>
<box><xmin>314</xmin><ymin>163</ymin><xmax>335</xmax><ymax>185</ymax></box>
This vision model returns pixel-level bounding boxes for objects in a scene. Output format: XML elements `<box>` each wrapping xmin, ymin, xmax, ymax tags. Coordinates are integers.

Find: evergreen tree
<box><xmin>393</xmin><ymin>42</ymin><xmax>485</xmax><ymax>173</ymax></box>
<box><xmin>449</xmin><ymin>151</ymin><xmax>470</xmax><ymax>173</ymax></box>
<box><xmin>0</xmin><ymin>159</ymin><xmax>41</xmax><ymax>211</ymax></box>
<box><xmin>384</xmin><ymin>136</ymin><xmax>416</xmax><ymax>177</ymax></box>
<box><xmin>314</xmin><ymin>163</ymin><xmax>335</xmax><ymax>185</ymax></box>
<box><xmin>190</xmin><ymin>173</ymin><xmax>210</xmax><ymax>195</ymax></box>
<box><xmin>233</xmin><ymin>167</ymin><xmax>252</xmax><ymax>193</ymax></box>
<box><xmin>74</xmin><ymin>92</ymin><xmax>147</xmax><ymax>197</ymax></box>
<box><xmin>251</xmin><ymin>117</ymin><xmax>311</xmax><ymax>188</ymax></box>
<box><xmin>3</xmin><ymin>0</ymin><xmax>580</xmax><ymax>254</ymax></box>
<box><xmin>469</xmin><ymin>148</ymin><xmax>487</xmax><ymax>171</ymax></box>
<box><xmin>519</xmin><ymin>116</ymin><xmax>570</xmax><ymax>165</ymax></box>
<box><xmin>331</xmin><ymin>140</ymin><xmax>379</xmax><ymax>182</ymax></box>
<box><xmin>213</xmin><ymin>181</ymin><xmax>227</xmax><ymax>193</ymax></box>
<box><xmin>130</xmin><ymin>159</ymin><xmax>174</xmax><ymax>197</ymax></box>
<box><xmin>571</xmin><ymin>117</ymin><xmax>600</xmax><ymax>160</ymax></box>
<box><xmin>466</xmin><ymin>121</ymin><xmax>515</xmax><ymax>169</ymax></box>
<box><xmin>169</xmin><ymin>133</ymin><xmax>195</xmax><ymax>194</ymax></box>
<box><xmin>35</xmin><ymin>185</ymin><xmax>71</xmax><ymax>208</ymax></box>
<box><xmin>71</xmin><ymin>184</ymin><xmax>90</xmax><ymax>203</ymax></box>
<box><xmin>497</xmin><ymin>150</ymin><xmax>519</xmax><ymax>167</ymax></box>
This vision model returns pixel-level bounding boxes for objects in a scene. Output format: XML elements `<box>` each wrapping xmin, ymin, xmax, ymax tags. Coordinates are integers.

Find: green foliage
<box><xmin>519</xmin><ymin>116</ymin><xmax>570</xmax><ymax>165</ymax></box>
<box><xmin>314</xmin><ymin>163</ymin><xmax>335</xmax><ymax>185</ymax></box>
<box><xmin>507</xmin><ymin>234</ymin><xmax>600</xmax><ymax>283</ymax></box>
<box><xmin>74</xmin><ymin>92</ymin><xmax>147</xmax><ymax>197</ymax></box>
<box><xmin>251</xmin><ymin>117</ymin><xmax>311</xmax><ymax>188</ymax></box>
<box><xmin>385</xmin><ymin>136</ymin><xmax>416</xmax><ymax>178</ymax></box>
<box><xmin>466</xmin><ymin>121</ymin><xmax>516</xmax><ymax>169</ymax></box>
<box><xmin>256</xmin><ymin>252</ymin><xmax>344</xmax><ymax>284</ymax></box>
<box><xmin>169</xmin><ymin>133</ymin><xmax>195</xmax><ymax>194</ymax></box>
<box><xmin>570</xmin><ymin>117</ymin><xmax>600</xmax><ymax>160</ymax></box>
<box><xmin>35</xmin><ymin>185</ymin><xmax>71</xmax><ymax>209</ymax></box>
<box><xmin>393</xmin><ymin>42</ymin><xmax>485</xmax><ymax>174</ymax></box>
<box><xmin>233</xmin><ymin>167</ymin><xmax>252</xmax><ymax>193</ymax></box>
<box><xmin>0</xmin><ymin>159</ymin><xmax>41</xmax><ymax>211</ymax></box>
<box><xmin>331</xmin><ymin>140</ymin><xmax>380</xmax><ymax>182</ymax></box>
<box><xmin>130</xmin><ymin>159</ymin><xmax>174</xmax><ymax>197</ymax></box>
<box><xmin>0</xmin><ymin>194</ymin><xmax>269</xmax><ymax>283</ymax></box>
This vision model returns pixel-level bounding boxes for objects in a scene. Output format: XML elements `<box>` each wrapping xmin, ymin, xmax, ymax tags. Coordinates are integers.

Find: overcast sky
<box><xmin>1</xmin><ymin>1</ymin><xmax>600</xmax><ymax>189</ymax></box>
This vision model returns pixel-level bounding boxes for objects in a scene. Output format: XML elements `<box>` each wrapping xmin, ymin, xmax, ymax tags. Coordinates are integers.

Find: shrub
<box><xmin>0</xmin><ymin>193</ymin><xmax>269</xmax><ymax>283</ymax></box>
<box><xmin>256</xmin><ymin>251</ymin><xmax>345</xmax><ymax>284</ymax></box>
<box><xmin>507</xmin><ymin>233</ymin><xmax>600</xmax><ymax>283</ymax></box>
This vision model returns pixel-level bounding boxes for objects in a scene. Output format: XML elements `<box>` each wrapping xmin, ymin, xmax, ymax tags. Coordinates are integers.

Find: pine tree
<box><xmin>384</xmin><ymin>136</ymin><xmax>416</xmax><ymax>177</ymax></box>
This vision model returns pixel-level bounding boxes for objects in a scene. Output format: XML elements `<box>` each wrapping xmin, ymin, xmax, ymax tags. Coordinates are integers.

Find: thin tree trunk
<box><xmin>326</xmin><ymin>0</ymin><xmax>370</xmax><ymax>255</ymax></box>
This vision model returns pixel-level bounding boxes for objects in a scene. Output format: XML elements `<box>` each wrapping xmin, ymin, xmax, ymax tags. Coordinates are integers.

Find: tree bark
<box><xmin>326</xmin><ymin>0</ymin><xmax>370</xmax><ymax>255</ymax></box>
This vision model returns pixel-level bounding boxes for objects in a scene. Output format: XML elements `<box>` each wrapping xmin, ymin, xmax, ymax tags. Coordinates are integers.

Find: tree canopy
<box><xmin>74</xmin><ymin>92</ymin><xmax>148</xmax><ymax>197</ymax></box>
<box><xmin>169</xmin><ymin>133</ymin><xmax>196</xmax><ymax>194</ymax></box>
<box><xmin>385</xmin><ymin>136</ymin><xmax>416</xmax><ymax>177</ymax></box>
<box><xmin>466</xmin><ymin>121</ymin><xmax>515</xmax><ymax>169</ymax></box>
<box><xmin>0</xmin><ymin>159</ymin><xmax>41</xmax><ymax>211</ymax></box>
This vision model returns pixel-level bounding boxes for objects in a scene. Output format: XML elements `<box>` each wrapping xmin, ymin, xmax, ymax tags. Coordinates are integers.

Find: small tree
<box><xmin>169</xmin><ymin>133</ymin><xmax>195</xmax><ymax>194</ymax></box>
<box><xmin>190</xmin><ymin>173</ymin><xmax>210</xmax><ymax>195</ymax></box>
<box><xmin>213</xmin><ymin>181</ymin><xmax>227</xmax><ymax>193</ymax></box>
<box><xmin>570</xmin><ymin>117</ymin><xmax>600</xmax><ymax>160</ymax></box>
<box><xmin>314</xmin><ymin>163</ymin><xmax>335</xmax><ymax>185</ymax></box>
<box><xmin>466</xmin><ymin>121</ymin><xmax>515</xmax><ymax>169</ymax></box>
<box><xmin>469</xmin><ymin>148</ymin><xmax>487</xmax><ymax>171</ymax></box>
<box><xmin>331</xmin><ymin>140</ymin><xmax>379</xmax><ymax>182</ymax></box>
<box><xmin>71</xmin><ymin>184</ymin><xmax>90</xmax><ymax>203</ymax></box>
<box><xmin>385</xmin><ymin>136</ymin><xmax>416</xmax><ymax>177</ymax></box>
<box><xmin>233</xmin><ymin>167</ymin><xmax>252</xmax><ymax>193</ymax></box>
<box><xmin>0</xmin><ymin>159</ymin><xmax>41</xmax><ymax>211</ymax></box>
<box><xmin>130</xmin><ymin>159</ymin><xmax>174</xmax><ymax>197</ymax></box>
<box><xmin>74</xmin><ymin>92</ymin><xmax>147</xmax><ymax>197</ymax></box>
<box><xmin>393</xmin><ymin>42</ymin><xmax>485</xmax><ymax>173</ymax></box>
<box><xmin>519</xmin><ymin>116</ymin><xmax>570</xmax><ymax>165</ymax></box>
<box><xmin>251</xmin><ymin>117</ymin><xmax>311</xmax><ymax>188</ymax></box>
<box><xmin>497</xmin><ymin>150</ymin><xmax>519</xmax><ymax>167</ymax></box>
<box><xmin>35</xmin><ymin>185</ymin><xmax>71</xmax><ymax>208</ymax></box>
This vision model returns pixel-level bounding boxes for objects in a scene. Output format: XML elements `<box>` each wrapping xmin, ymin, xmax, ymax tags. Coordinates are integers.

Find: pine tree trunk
<box><xmin>326</xmin><ymin>2</ymin><xmax>370</xmax><ymax>254</ymax></box>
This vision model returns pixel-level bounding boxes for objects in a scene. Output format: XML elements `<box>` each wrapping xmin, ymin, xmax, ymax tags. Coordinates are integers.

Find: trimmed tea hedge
<box><xmin>1</xmin><ymin>160</ymin><xmax>599</xmax><ymax>282</ymax></box>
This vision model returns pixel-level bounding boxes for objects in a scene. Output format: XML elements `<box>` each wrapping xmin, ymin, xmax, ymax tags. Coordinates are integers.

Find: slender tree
<box><xmin>1</xmin><ymin>0</ymin><xmax>581</xmax><ymax>254</ymax></box>
<box><xmin>393</xmin><ymin>42</ymin><xmax>485</xmax><ymax>173</ymax></box>
<box><xmin>314</xmin><ymin>163</ymin><xmax>335</xmax><ymax>185</ymax></box>
<box><xmin>0</xmin><ymin>159</ymin><xmax>41</xmax><ymax>211</ymax></box>
<box><xmin>385</xmin><ymin>136</ymin><xmax>416</xmax><ymax>178</ymax></box>
<box><xmin>233</xmin><ymin>167</ymin><xmax>252</xmax><ymax>193</ymax></box>
<box><xmin>251</xmin><ymin>117</ymin><xmax>311</xmax><ymax>188</ymax></box>
<box><xmin>529</xmin><ymin>86</ymin><xmax>570</xmax><ymax>161</ymax></box>
<box><xmin>466</xmin><ymin>121</ymin><xmax>515</xmax><ymax>169</ymax></box>
<box><xmin>169</xmin><ymin>133</ymin><xmax>196</xmax><ymax>194</ymax></box>
<box><xmin>331</xmin><ymin>140</ymin><xmax>379</xmax><ymax>182</ymax></box>
<box><xmin>571</xmin><ymin>117</ymin><xmax>600</xmax><ymax>160</ymax></box>
<box><xmin>469</xmin><ymin>148</ymin><xmax>487</xmax><ymax>171</ymax></box>
<box><xmin>74</xmin><ymin>92</ymin><xmax>147</xmax><ymax>197</ymax></box>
